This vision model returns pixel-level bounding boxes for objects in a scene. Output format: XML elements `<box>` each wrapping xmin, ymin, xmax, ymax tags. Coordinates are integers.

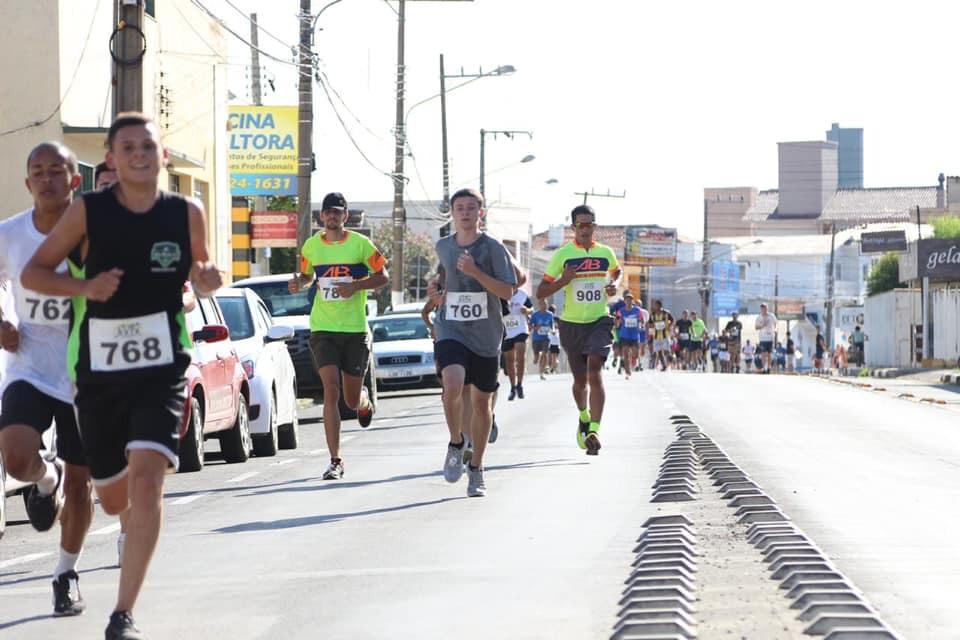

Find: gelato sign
<box><xmin>918</xmin><ymin>239</ymin><xmax>960</xmax><ymax>280</ymax></box>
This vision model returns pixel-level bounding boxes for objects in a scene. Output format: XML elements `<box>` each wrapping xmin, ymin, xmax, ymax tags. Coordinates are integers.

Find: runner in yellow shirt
<box><xmin>536</xmin><ymin>204</ymin><xmax>620</xmax><ymax>455</ymax></box>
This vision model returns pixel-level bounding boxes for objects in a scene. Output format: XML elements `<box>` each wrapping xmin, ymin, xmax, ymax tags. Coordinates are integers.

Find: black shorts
<box><xmin>75</xmin><ymin>376</ymin><xmax>185</xmax><ymax>485</ymax></box>
<box><xmin>435</xmin><ymin>340</ymin><xmax>499</xmax><ymax>393</ymax></box>
<box><xmin>558</xmin><ymin>316</ymin><xmax>615</xmax><ymax>377</ymax></box>
<box><xmin>678</xmin><ymin>340</ymin><xmax>691</xmax><ymax>351</ymax></box>
<box><xmin>531</xmin><ymin>340</ymin><xmax>549</xmax><ymax>355</ymax></box>
<box><xmin>501</xmin><ymin>333</ymin><xmax>528</xmax><ymax>352</ymax></box>
<box><xmin>759</xmin><ymin>341</ymin><xmax>774</xmax><ymax>354</ymax></box>
<box><xmin>619</xmin><ymin>339</ymin><xmax>639</xmax><ymax>348</ymax></box>
<box><xmin>309</xmin><ymin>331</ymin><xmax>370</xmax><ymax>378</ymax></box>
<box><xmin>549</xmin><ymin>345</ymin><xmax>560</xmax><ymax>354</ymax></box>
<box><xmin>0</xmin><ymin>381</ymin><xmax>85</xmax><ymax>466</ymax></box>
<box><xmin>690</xmin><ymin>340</ymin><xmax>703</xmax><ymax>351</ymax></box>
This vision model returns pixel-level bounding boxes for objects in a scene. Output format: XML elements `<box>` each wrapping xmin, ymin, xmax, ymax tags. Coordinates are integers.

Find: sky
<box><xmin>206</xmin><ymin>0</ymin><xmax>960</xmax><ymax>238</ymax></box>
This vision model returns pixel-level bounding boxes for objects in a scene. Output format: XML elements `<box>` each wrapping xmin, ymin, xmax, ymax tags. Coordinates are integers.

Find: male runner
<box><xmin>689</xmin><ymin>311</ymin><xmax>707</xmax><ymax>371</ymax></box>
<box><xmin>429</xmin><ymin>188</ymin><xmax>515</xmax><ymax>497</ymax></box>
<box><xmin>743</xmin><ymin>340</ymin><xmax>756</xmax><ymax>373</ymax></box>
<box><xmin>608</xmin><ymin>294</ymin><xmax>625</xmax><ymax>372</ymax></box>
<box><xmin>529</xmin><ymin>298</ymin><xmax>554</xmax><ymax>380</ymax></box>
<box><xmin>0</xmin><ymin>142</ymin><xmax>93</xmax><ymax>617</ymax></box>
<box><xmin>649</xmin><ymin>300</ymin><xmax>674</xmax><ymax>372</ymax></box>
<box><xmin>501</xmin><ymin>288</ymin><xmax>532</xmax><ymax>399</ymax></box>
<box><xmin>724</xmin><ymin>312</ymin><xmax>743</xmax><ymax>373</ymax></box>
<box><xmin>675</xmin><ymin>310</ymin><xmax>692</xmax><ymax>370</ymax></box>
<box><xmin>755</xmin><ymin>302</ymin><xmax>777</xmax><ymax>374</ymax></box>
<box><xmin>23</xmin><ymin>112</ymin><xmax>224</xmax><ymax>640</ymax></box>
<box><xmin>547</xmin><ymin>318</ymin><xmax>561</xmax><ymax>373</ymax></box>
<box><xmin>95</xmin><ymin>161</ymin><xmax>118</xmax><ymax>190</ymax></box>
<box><xmin>614</xmin><ymin>291</ymin><xmax>643</xmax><ymax>379</ymax></box>
<box><xmin>536</xmin><ymin>204</ymin><xmax>620</xmax><ymax>456</ymax></box>
<box><xmin>288</xmin><ymin>192</ymin><xmax>386</xmax><ymax>480</ymax></box>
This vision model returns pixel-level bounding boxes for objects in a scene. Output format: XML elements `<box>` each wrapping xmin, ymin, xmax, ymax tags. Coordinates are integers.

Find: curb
<box><xmin>940</xmin><ymin>372</ymin><xmax>960</xmax><ymax>385</ymax></box>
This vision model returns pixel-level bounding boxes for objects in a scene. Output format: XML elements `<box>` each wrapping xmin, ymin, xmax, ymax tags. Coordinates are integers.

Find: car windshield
<box><xmin>216</xmin><ymin>296</ymin><xmax>256</xmax><ymax>340</ymax></box>
<box><xmin>369</xmin><ymin>316</ymin><xmax>430</xmax><ymax>343</ymax></box>
<box><xmin>237</xmin><ymin>282</ymin><xmax>313</xmax><ymax>318</ymax></box>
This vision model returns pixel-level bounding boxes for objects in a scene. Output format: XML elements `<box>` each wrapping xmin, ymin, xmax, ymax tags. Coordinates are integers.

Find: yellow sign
<box><xmin>228</xmin><ymin>106</ymin><xmax>298</xmax><ymax>195</ymax></box>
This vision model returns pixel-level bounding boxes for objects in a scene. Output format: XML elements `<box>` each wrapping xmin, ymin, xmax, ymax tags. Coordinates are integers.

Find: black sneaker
<box><xmin>516</xmin><ymin>385</ymin><xmax>524</xmax><ymax>399</ymax></box>
<box><xmin>488</xmin><ymin>415</ymin><xmax>499</xmax><ymax>444</ymax></box>
<box><xmin>507</xmin><ymin>386</ymin><xmax>517</xmax><ymax>401</ymax></box>
<box><xmin>585</xmin><ymin>432</ymin><xmax>602</xmax><ymax>456</ymax></box>
<box><xmin>25</xmin><ymin>459</ymin><xmax>63</xmax><ymax>532</ymax></box>
<box><xmin>105</xmin><ymin>610</ymin><xmax>145</xmax><ymax>640</ymax></box>
<box><xmin>52</xmin><ymin>570</ymin><xmax>85</xmax><ymax>617</ymax></box>
<box><xmin>357</xmin><ymin>400</ymin><xmax>374</xmax><ymax>428</ymax></box>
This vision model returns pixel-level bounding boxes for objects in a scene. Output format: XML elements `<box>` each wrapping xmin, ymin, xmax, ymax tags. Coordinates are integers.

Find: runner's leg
<box><xmin>467</xmin><ymin>386</ymin><xmax>494</xmax><ymax>467</ymax></box>
<box><xmin>441</xmin><ymin>364</ymin><xmax>467</xmax><ymax>444</ymax></box>
<box><xmin>59</xmin><ymin>463</ymin><xmax>93</xmax><ymax>555</ymax></box>
<box><xmin>587</xmin><ymin>354</ymin><xmax>606</xmax><ymax>422</ymax></box>
<box><xmin>504</xmin><ymin>348</ymin><xmax>517</xmax><ymax>391</ymax></box>
<box><xmin>0</xmin><ymin>425</ymin><xmax>48</xmax><ymax>484</ymax></box>
<box><xmin>319</xmin><ymin>365</ymin><xmax>344</xmax><ymax>459</ymax></box>
<box><xmin>514</xmin><ymin>342</ymin><xmax>526</xmax><ymax>388</ymax></box>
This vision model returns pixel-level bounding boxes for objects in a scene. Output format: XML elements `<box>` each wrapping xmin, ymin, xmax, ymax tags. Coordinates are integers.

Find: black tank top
<box><xmin>69</xmin><ymin>188</ymin><xmax>192</xmax><ymax>383</ymax></box>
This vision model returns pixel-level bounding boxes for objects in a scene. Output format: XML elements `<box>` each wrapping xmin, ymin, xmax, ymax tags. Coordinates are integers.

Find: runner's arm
<box><xmin>351</xmin><ymin>269</ymin><xmax>389</xmax><ymax>292</ymax></box>
<box><xmin>22</xmin><ymin>198</ymin><xmax>95</xmax><ymax>297</ymax></box>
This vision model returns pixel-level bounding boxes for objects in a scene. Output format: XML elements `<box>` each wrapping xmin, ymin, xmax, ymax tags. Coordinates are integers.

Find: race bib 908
<box><xmin>572</xmin><ymin>280</ymin><xmax>604</xmax><ymax>303</ymax></box>
<box><xmin>445</xmin><ymin>292</ymin><xmax>488</xmax><ymax>321</ymax></box>
<box><xmin>89</xmin><ymin>312</ymin><xmax>174</xmax><ymax>372</ymax></box>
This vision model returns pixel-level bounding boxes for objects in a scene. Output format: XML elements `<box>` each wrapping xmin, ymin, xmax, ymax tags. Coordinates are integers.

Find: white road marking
<box><xmin>170</xmin><ymin>492</ymin><xmax>210</xmax><ymax>506</ymax></box>
<box><xmin>307</xmin><ymin>448</ymin><xmax>325</xmax><ymax>456</ymax></box>
<box><xmin>225</xmin><ymin>471</ymin><xmax>259</xmax><ymax>484</ymax></box>
<box><xmin>274</xmin><ymin>459</ymin><xmax>298</xmax><ymax>466</ymax></box>
<box><xmin>89</xmin><ymin>522</ymin><xmax>122</xmax><ymax>536</ymax></box>
<box><xmin>0</xmin><ymin>552</ymin><xmax>53</xmax><ymax>570</ymax></box>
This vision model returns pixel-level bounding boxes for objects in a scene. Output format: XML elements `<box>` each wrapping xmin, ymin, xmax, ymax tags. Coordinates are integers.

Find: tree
<box><xmin>866</xmin><ymin>252</ymin><xmax>905</xmax><ymax>297</ymax></box>
<box><xmin>369</xmin><ymin>221</ymin><xmax>436</xmax><ymax>312</ymax></box>
<box><xmin>932</xmin><ymin>215</ymin><xmax>960</xmax><ymax>239</ymax></box>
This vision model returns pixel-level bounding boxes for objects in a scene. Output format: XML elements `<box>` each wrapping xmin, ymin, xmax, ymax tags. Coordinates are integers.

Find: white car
<box><xmin>368</xmin><ymin>313</ymin><xmax>439</xmax><ymax>389</ymax></box>
<box><xmin>216</xmin><ymin>288</ymin><xmax>299</xmax><ymax>456</ymax></box>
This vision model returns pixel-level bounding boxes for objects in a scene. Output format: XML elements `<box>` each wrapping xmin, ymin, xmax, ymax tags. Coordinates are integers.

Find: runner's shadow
<box><xmin>0</xmin><ymin>564</ymin><xmax>116</xmax><ymax>588</ymax></box>
<box><xmin>0</xmin><ymin>614</ymin><xmax>50</xmax><ymax>631</ymax></box>
<box><xmin>211</xmin><ymin>496</ymin><xmax>466</xmax><ymax>534</ymax></box>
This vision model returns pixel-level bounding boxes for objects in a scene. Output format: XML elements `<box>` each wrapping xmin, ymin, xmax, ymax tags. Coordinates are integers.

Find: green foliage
<box><xmin>369</xmin><ymin>221</ymin><xmax>436</xmax><ymax>312</ymax></box>
<box><xmin>932</xmin><ymin>215</ymin><xmax>960</xmax><ymax>239</ymax></box>
<box><xmin>866</xmin><ymin>253</ymin><xmax>905</xmax><ymax>297</ymax></box>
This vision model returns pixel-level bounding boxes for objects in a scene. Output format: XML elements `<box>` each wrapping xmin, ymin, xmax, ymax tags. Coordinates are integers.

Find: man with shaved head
<box><xmin>0</xmin><ymin>141</ymin><xmax>93</xmax><ymax>617</ymax></box>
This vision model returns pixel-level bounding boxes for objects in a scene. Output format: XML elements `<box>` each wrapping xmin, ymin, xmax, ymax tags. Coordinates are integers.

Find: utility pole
<box><xmin>390</xmin><ymin>0</ymin><xmax>407</xmax><ymax>307</ymax></box>
<box><xmin>250</xmin><ymin>13</ymin><xmax>267</xmax><ymax>275</ymax></box>
<box><xmin>825</xmin><ymin>222</ymin><xmax>837</xmax><ymax>350</ymax></box>
<box><xmin>774</xmin><ymin>274</ymin><xmax>779</xmax><ymax>317</ymax></box>
<box><xmin>439</xmin><ymin>54</ymin><xmax>450</xmax><ymax>215</ymax></box>
<box><xmin>917</xmin><ymin>204</ymin><xmax>927</xmax><ymax>361</ymax></box>
<box><xmin>296</xmin><ymin>0</ymin><xmax>314</xmax><ymax>250</ymax></box>
<box><xmin>700</xmin><ymin>198</ymin><xmax>710</xmax><ymax>320</ymax></box>
<box><xmin>113</xmin><ymin>0</ymin><xmax>146</xmax><ymax>116</ymax></box>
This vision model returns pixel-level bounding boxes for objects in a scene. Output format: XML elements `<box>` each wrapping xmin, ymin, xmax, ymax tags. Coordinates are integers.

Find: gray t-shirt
<box><xmin>434</xmin><ymin>233</ymin><xmax>516</xmax><ymax>357</ymax></box>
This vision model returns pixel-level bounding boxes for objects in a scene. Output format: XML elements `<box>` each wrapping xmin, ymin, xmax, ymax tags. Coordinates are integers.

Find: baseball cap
<box><xmin>321</xmin><ymin>192</ymin><xmax>347</xmax><ymax>211</ymax></box>
<box><xmin>623</xmin><ymin>290</ymin><xmax>634</xmax><ymax>299</ymax></box>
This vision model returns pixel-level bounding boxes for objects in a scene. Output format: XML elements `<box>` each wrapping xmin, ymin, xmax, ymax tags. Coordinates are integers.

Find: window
<box><xmin>145</xmin><ymin>0</ymin><xmax>155</xmax><ymax>17</ymax></box>
<box><xmin>169</xmin><ymin>173</ymin><xmax>181</xmax><ymax>193</ymax></box>
<box><xmin>217</xmin><ymin>296</ymin><xmax>255</xmax><ymax>340</ymax></box>
<box><xmin>78</xmin><ymin>162</ymin><xmax>94</xmax><ymax>193</ymax></box>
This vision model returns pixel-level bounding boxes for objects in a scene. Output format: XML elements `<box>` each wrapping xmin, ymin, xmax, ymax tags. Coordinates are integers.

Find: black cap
<box><xmin>321</xmin><ymin>192</ymin><xmax>347</xmax><ymax>211</ymax></box>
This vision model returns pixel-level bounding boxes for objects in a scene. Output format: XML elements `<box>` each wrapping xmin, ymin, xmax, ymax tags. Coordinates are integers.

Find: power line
<box><xmin>317</xmin><ymin>69</ymin><xmax>386</xmax><ymax>141</ymax></box>
<box><xmin>189</xmin><ymin>0</ymin><xmax>299</xmax><ymax>67</ymax></box>
<box><xmin>0</xmin><ymin>0</ymin><xmax>101</xmax><ymax>138</ymax></box>
<box><xmin>220</xmin><ymin>0</ymin><xmax>295</xmax><ymax>50</ymax></box>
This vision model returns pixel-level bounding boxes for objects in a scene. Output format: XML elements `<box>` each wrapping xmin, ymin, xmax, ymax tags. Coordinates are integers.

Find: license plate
<box><xmin>386</xmin><ymin>369</ymin><xmax>416</xmax><ymax>378</ymax></box>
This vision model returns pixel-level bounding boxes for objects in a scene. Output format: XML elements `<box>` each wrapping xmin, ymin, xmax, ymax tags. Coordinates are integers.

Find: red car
<box><xmin>178</xmin><ymin>296</ymin><xmax>252</xmax><ymax>472</ymax></box>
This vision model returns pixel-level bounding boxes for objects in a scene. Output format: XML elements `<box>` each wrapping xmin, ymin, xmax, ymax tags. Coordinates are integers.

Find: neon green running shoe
<box><xmin>576</xmin><ymin>418</ymin><xmax>590</xmax><ymax>450</ymax></box>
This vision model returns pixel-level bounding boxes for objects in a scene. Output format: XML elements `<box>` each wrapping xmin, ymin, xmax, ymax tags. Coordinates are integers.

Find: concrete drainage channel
<box><xmin>611</xmin><ymin>414</ymin><xmax>901</xmax><ymax>640</ymax></box>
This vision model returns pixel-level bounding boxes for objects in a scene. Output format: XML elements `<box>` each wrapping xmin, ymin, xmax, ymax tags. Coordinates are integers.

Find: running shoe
<box><xmin>466</xmin><ymin>466</ymin><xmax>486</xmax><ymax>497</ymax></box>
<box><xmin>25</xmin><ymin>459</ymin><xmax>63</xmax><ymax>532</ymax></box>
<box><xmin>105</xmin><ymin>610</ymin><xmax>145</xmax><ymax>640</ymax></box>
<box><xmin>357</xmin><ymin>394</ymin><xmax>374</xmax><ymax>428</ymax></box>
<box><xmin>516</xmin><ymin>385</ymin><xmax>524</xmax><ymax>399</ymax></box>
<box><xmin>443</xmin><ymin>442</ymin><xmax>465</xmax><ymax>483</ymax></box>
<box><xmin>52</xmin><ymin>570</ymin><xmax>85</xmax><ymax>617</ymax></box>
<box><xmin>322</xmin><ymin>458</ymin><xmax>344</xmax><ymax>480</ymax></box>
<box><xmin>488</xmin><ymin>415</ymin><xmax>499</xmax><ymax>443</ymax></box>
<box><xmin>586</xmin><ymin>423</ymin><xmax>602</xmax><ymax>456</ymax></box>
<box><xmin>576</xmin><ymin>418</ymin><xmax>589</xmax><ymax>450</ymax></box>
<box><xmin>508</xmin><ymin>386</ymin><xmax>517</xmax><ymax>401</ymax></box>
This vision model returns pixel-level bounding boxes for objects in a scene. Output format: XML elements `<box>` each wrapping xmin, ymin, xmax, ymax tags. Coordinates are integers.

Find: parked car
<box><xmin>383</xmin><ymin>301</ymin><xmax>428</xmax><ymax>315</ymax></box>
<box><xmin>178</xmin><ymin>296</ymin><xmax>252</xmax><ymax>472</ymax></box>
<box><xmin>368</xmin><ymin>313</ymin><xmax>439</xmax><ymax>389</ymax></box>
<box><xmin>216</xmin><ymin>288</ymin><xmax>299</xmax><ymax>456</ymax></box>
<box><xmin>232</xmin><ymin>274</ymin><xmax>377</xmax><ymax>419</ymax></box>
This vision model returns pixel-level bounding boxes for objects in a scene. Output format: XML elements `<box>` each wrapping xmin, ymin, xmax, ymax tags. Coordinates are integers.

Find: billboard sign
<box><xmin>624</xmin><ymin>226</ymin><xmax>677</xmax><ymax>266</ymax></box>
<box><xmin>861</xmin><ymin>230</ymin><xmax>907</xmax><ymax>254</ymax></box>
<box><xmin>917</xmin><ymin>239</ymin><xmax>960</xmax><ymax>280</ymax></box>
<box><xmin>250</xmin><ymin>210</ymin><xmax>298</xmax><ymax>248</ymax></box>
<box><xmin>228</xmin><ymin>106</ymin><xmax>298</xmax><ymax>196</ymax></box>
<box><xmin>711</xmin><ymin>260</ymin><xmax>740</xmax><ymax>316</ymax></box>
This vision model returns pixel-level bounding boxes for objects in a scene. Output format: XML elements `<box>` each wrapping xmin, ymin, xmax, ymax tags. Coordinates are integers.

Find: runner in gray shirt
<box><xmin>428</xmin><ymin>188</ymin><xmax>516</xmax><ymax>497</ymax></box>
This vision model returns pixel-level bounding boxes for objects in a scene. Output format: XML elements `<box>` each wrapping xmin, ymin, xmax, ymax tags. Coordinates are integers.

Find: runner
<box><xmin>742</xmin><ymin>340</ymin><xmax>756</xmax><ymax>373</ymax></box>
<box><xmin>635</xmin><ymin>298</ymin><xmax>649</xmax><ymax>372</ymax></box>
<box><xmin>288</xmin><ymin>191</ymin><xmax>386</xmax><ymax>480</ymax></box>
<box><xmin>708</xmin><ymin>333</ymin><xmax>720</xmax><ymax>372</ymax></box>
<box><xmin>675</xmin><ymin>310</ymin><xmax>692</xmax><ymax>369</ymax></box>
<box><xmin>22</xmin><ymin>113</ymin><xmax>224</xmax><ymax>639</ymax></box>
<box><xmin>649</xmin><ymin>299</ymin><xmax>674</xmax><ymax>372</ymax></box>
<box><xmin>755</xmin><ymin>302</ymin><xmax>778</xmax><ymax>374</ymax></box>
<box><xmin>815</xmin><ymin>329</ymin><xmax>827</xmax><ymax>371</ymax></box>
<box><xmin>785</xmin><ymin>330</ymin><xmax>797</xmax><ymax>373</ymax></box>
<box><xmin>429</xmin><ymin>188</ymin><xmax>516</xmax><ymax>497</ymax></box>
<box><xmin>501</xmin><ymin>288</ymin><xmax>533</xmax><ymax>399</ymax></box>
<box><xmin>547</xmin><ymin>320</ymin><xmax>561</xmax><ymax>373</ymax></box>
<box><xmin>608</xmin><ymin>294</ymin><xmax>625</xmax><ymax>373</ymax></box>
<box><xmin>529</xmin><ymin>298</ymin><xmax>554</xmax><ymax>380</ymax></box>
<box><xmin>536</xmin><ymin>204</ymin><xmax>621</xmax><ymax>456</ymax></box>
<box><xmin>0</xmin><ymin>142</ymin><xmax>92</xmax><ymax>618</ymax></box>
<box><xmin>723</xmin><ymin>312</ymin><xmax>743</xmax><ymax>373</ymax></box>
<box><xmin>689</xmin><ymin>311</ymin><xmax>707</xmax><ymax>371</ymax></box>
<box><xmin>614</xmin><ymin>291</ymin><xmax>643</xmax><ymax>379</ymax></box>
<box><xmin>718</xmin><ymin>331</ymin><xmax>731</xmax><ymax>372</ymax></box>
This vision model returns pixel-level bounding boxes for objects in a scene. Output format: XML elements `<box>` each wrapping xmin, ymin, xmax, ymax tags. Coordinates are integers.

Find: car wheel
<box><xmin>278</xmin><ymin>385</ymin><xmax>299</xmax><ymax>450</ymax></box>
<box><xmin>179</xmin><ymin>397</ymin><xmax>205</xmax><ymax>473</ymax></box>
<box><xmin>253</xmin><ymin>390</ymin><xmax>279</xmax><ymax>457</ymax></box>
<box><xmin>0</xmin><ymin>455</ymin><xmax>7</xmax><ymax>540</ymax></box>
<box><xmin>220</xmin><ymin>395</ymin><xmax>251</xmax><ymax>464</ymax></box>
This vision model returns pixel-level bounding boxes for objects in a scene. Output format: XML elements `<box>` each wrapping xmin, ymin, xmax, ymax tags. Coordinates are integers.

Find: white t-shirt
<box><xmin>503</xmin><ymin>290</ymin><xmax>531</xmax><ymax>340</ymax></box>
<box><xmin>0</xmin><ymin>209</ymin><xmax>74</xmax><ymax>403</ymax></box>
<box><xmin>756</xmin><ymin>312</ymin><xmax>777</xmax><ymax>342</ymax></box>
<box><xmin>548</xmin><ymin>328</ymin><xmax>560</xmax><ymax>347</ymax></box>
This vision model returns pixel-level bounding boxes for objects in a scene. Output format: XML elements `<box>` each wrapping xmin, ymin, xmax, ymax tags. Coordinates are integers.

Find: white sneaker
<box><xmin>443</xmin><ymin>443</ymin><xmax>465</xmax><ymax>483</ymax></box>
<box><xmin>466</xmin><ymin>466</ymin><xmax>486</xmax><ymax>497</ymax></box>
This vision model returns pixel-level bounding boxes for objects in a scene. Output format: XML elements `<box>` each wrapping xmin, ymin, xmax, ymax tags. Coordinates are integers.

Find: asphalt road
<box><xmin>0</xmin><ymin>371</ymin><xmax>957</xmax><ymax>639</ymax></box>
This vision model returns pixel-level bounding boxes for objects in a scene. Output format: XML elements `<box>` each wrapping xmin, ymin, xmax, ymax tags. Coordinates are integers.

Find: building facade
<box><xmin>826</xmin><ymin>122</ymin><xmax>864</xmax><ymax>189</ymax></box>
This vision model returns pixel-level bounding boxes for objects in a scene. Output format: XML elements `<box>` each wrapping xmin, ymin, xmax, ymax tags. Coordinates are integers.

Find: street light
<box><xmin>479</xmin><ymin>129</ymin><xmax>533</xmax><ymax>205</ymax></box>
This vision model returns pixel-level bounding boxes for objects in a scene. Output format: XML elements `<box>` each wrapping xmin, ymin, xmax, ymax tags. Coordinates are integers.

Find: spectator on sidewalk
<box><xmin>815</xmin><ymin>330</ymin><xmax>827</xmax><ymax>371</ymax></box>
<box><xmin>852</xmin><ymin>325</ymin><xmax>866</xmax><ymax>366</ymax></box>
<box><xmin>785</xmin><ymin>331</ymin><xmax>796</xmax><ymax>373</ymax></box>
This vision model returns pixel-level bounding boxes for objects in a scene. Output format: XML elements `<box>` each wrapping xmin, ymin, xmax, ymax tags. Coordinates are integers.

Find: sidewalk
<box><xmin>813</xmin><ymin>367</ymin><xmax>960</xmax><ymax>413</ymax></box>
